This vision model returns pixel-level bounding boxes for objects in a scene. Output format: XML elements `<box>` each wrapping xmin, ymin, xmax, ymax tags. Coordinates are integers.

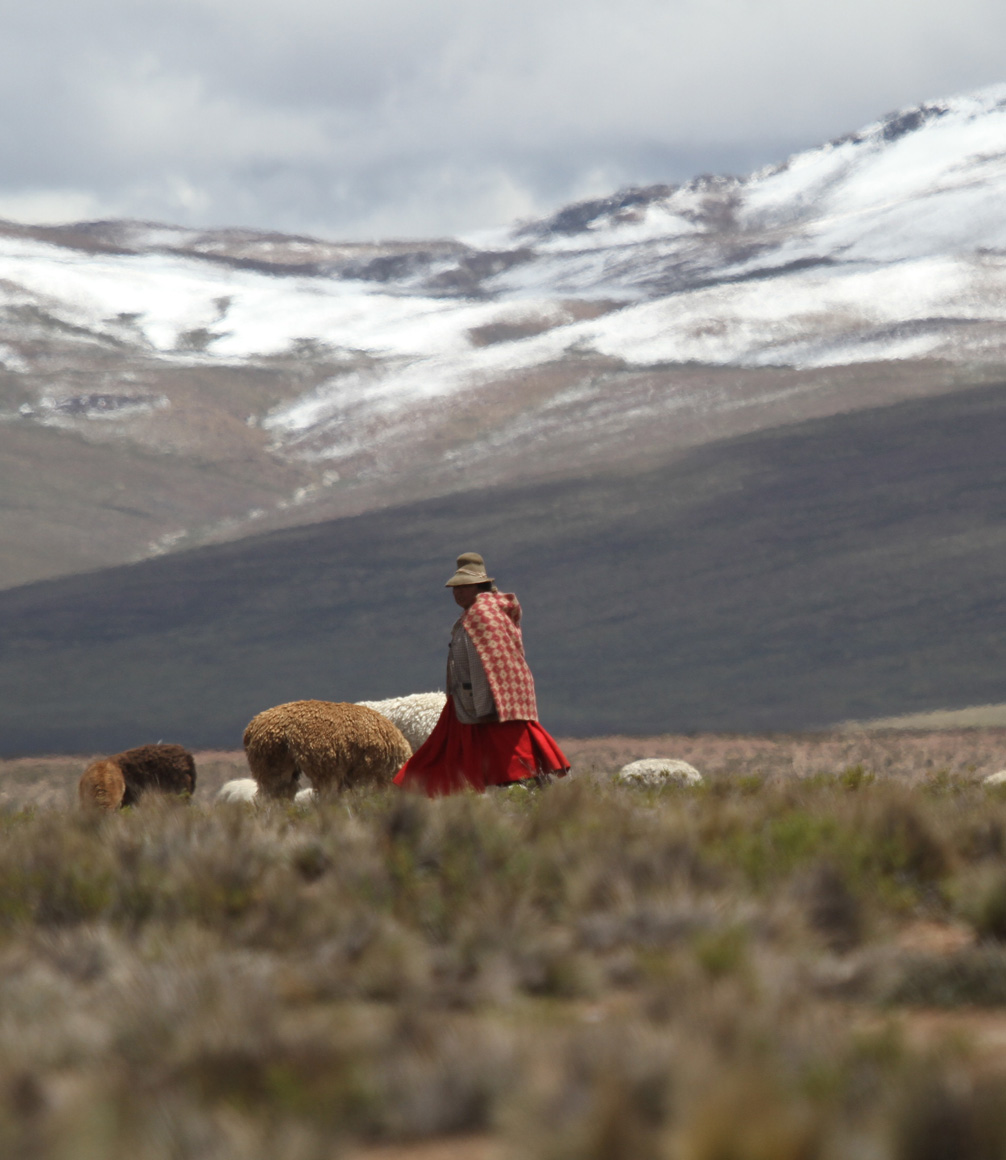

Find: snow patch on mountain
<box><xmin>4</xmin><ymin>84</ymin><xmax>1006</xmax><ymax>487</ymax></box>
<box><xmin>0</xmin><ymin>235</ymin><xmax>575</xmax><ymax>364</ymax></box>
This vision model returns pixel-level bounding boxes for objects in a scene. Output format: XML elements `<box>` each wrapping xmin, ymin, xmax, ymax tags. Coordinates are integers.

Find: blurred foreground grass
<box><xmin>6</xmin><ymin>757</ymin><xmax>1006</xmax><ymax>1157</ymax></box>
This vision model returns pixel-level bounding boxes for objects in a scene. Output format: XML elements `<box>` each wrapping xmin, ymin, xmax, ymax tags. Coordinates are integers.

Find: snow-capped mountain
<box><xmin>3</xmin><ymin>85</ymin><xmax>1006</xmax><ymax>588</ymax></box>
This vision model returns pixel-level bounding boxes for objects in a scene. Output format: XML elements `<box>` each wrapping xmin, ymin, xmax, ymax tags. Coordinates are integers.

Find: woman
<box><xmin>393</xmin><ymin>552</ymin><xmax>570</xmax><ymax>797</ymax></box>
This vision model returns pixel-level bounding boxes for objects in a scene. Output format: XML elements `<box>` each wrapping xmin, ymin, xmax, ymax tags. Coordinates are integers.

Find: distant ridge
<box><xmin>1</xmin><ymin>381</ymin><xmax>1005</xmax><ymax>754</ymax></box>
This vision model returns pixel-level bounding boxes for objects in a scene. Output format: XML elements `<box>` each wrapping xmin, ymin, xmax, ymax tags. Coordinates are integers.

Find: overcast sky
<box><xmin>2</xmin><ymin>0</ymin><xmax>1005</xmax><ymax>241</ymax></box>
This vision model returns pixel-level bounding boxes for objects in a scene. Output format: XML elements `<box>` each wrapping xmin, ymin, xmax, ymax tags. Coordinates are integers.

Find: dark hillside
<box><xmin>1</xmin><ymin>380</ymin><xmax>1005</xmax><ymax>753</ymax></box>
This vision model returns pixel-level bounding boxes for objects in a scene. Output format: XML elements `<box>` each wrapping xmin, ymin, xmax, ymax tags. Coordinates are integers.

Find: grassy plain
<box><xmin>5</xmin><ymin>732</ymin><xmax>1006</xmax><ymax>1157</ymax></box>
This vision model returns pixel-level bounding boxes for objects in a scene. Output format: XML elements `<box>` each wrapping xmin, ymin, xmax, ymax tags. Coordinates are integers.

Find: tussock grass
<box><xmin>4</xmin><ymin>771</ymin><xmax>1006</xmax><ymax>1155</ymax></box>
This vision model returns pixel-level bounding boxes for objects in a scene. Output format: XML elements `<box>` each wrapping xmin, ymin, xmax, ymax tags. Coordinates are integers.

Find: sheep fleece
<box><xmin>244</xmin><ymin>700</ymin><xmax>412</xmax><ymax>798</ymax></box>
<box><xmin>79</xmin><ymin>743</ymin><xmax>197</xmax><ymax>810</ymax></box>
<box><xmin>356</xmin><ymin>691</ymin><xmax>446</xmax><ymax>754</ymax></box>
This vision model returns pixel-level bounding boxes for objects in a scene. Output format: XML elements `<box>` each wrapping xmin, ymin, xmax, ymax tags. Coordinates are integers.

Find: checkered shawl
<box><xmin>461</xmin><ymin>592</ymin><xmax>539</xmax><ymax>722</ymax></box>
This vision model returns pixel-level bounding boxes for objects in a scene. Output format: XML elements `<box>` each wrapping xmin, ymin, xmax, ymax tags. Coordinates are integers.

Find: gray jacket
<box><xmin>446</xmin><ymin>618</ymin><xmax>498</xmax><ymax>724</ymax></box>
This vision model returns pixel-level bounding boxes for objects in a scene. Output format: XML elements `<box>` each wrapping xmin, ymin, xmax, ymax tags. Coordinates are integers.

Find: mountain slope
<box><xmin>1</xmin><ymin>379</ymin><xmax>1005</xmax><ymax>754</ymax></box>
<box><xmin>3</xmin><ymin>87</ymin><xmax>1006</xmax><ymax>588</ymax></box>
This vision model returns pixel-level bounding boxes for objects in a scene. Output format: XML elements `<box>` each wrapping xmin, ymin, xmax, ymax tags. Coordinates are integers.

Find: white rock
<box><xmin>294</xmin><ymin>787</ymin><xmax>317</xmax><ymax>805</ymax></box>
<box><xmin>617</xmin><ymin>758</ymin><xmax>703</xmax><ymax>787</ymax></box>
<box><xmin>983</xmin><ymin>770</ymin><xmax>1006</xmax><ymax>786</ymax></box>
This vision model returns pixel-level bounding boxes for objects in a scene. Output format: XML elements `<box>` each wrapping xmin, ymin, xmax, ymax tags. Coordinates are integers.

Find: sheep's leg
<box><xmin>248</xmin><ymin>748</ymin><xmax>299</xmax><ymax>800</ymax></box>
<box><xmin>295</xmin><ymin>752</ymin><xmax>334</xmax><ymax>799</ymax></box>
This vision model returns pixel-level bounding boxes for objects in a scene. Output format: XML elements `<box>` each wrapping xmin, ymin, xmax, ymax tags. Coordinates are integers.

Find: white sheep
<box><xmin>216</xmin><ymin>778</ymin><xmax>259</xmax><ymax>803</ymax></box>
<box><xmin>215</xmin><ymin>778</ymin><xmax>317</xmax><ymax>806</ymax></box>
<box><xmin>617</xmin><ymin>758</ymin><xmax>703</xmax><ymax>787</ymax></box>
<box><xmin>356</xmin><ymin>691</ymin><xmax>446</xmax><ymax>754</ymax></box>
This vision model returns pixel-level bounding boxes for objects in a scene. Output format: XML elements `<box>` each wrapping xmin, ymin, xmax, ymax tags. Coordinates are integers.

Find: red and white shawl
<box><xmin>461</xmin><ymin>592</ymin><xmax>539</xmax><ymax>722</ymax></box>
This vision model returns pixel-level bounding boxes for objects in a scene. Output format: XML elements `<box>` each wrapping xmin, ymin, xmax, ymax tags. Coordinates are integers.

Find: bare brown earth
<box><xmin>0</xmin><ymin>356</ymin><xmax>320</xmax><ymax>589</ymax></box>
<box><xmin>350</xmin><ymin>1138</ymin><xmax>497</xmax><ymax>1160</ymax></box>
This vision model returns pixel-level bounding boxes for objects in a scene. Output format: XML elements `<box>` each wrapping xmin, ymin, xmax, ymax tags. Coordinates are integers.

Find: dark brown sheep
<box><xmin>78</xmin><ymin>743</ymin><xmax>197</xmax><ymax>811</ymax></box>
<box><xmin>244</xmin><ymin>700</ymin><xmax>411</xmax><ymax>800</ymax></box>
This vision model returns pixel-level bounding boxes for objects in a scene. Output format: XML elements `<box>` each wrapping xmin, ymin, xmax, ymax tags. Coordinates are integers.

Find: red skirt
<box><xmin>393</xmin><ymin>699</ymin><xmax>570</xmax><ymax>797</ymax></box>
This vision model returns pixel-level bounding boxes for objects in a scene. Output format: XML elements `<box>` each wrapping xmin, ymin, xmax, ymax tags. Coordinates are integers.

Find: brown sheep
<box><xmin>243</xmin><ymin>700</ymin><xmax>411</xmax><ymax>800</ymax></box>
<box><xmin>78</xmin><ymin>743</ymin><xmax>197</xmax><ymax>811</ymax></box>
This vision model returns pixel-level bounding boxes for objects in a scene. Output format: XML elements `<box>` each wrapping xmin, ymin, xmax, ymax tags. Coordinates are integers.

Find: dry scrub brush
<box><xmin>562</xmin><ymin>726</ymin><xmax>1006</xmax><ymax>786</ymax></box>
<box><xmin>4</xmin><ymin>775</ymin><xmax>1006</xmax><ymax>1156</ymax></box>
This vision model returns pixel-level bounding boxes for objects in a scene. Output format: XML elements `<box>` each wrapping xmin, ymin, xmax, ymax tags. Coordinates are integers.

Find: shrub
<box><xmin>955</xmin><ymin>867</ymin><xmax>1006</xmax><ymax>941</ymax></box>
<box><xmin>882</xmin><ymin>947</ymin><xmax>1006</xmax><ymax>1007</ymax></box>
<box><xmin>798</xmin><ymin>860</ymin><xmax>863</xmax><ymax>951</ymax></box>
<box><xmin>0</xmin><ymin>758</ymin><xmax>1005</xmax><ymax>1156</ymax></box>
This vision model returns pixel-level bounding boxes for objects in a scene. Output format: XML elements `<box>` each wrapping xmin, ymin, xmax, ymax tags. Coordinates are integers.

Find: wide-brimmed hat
<box><xmin>445</xmin><ymin>552</ymin><xmax>494</xmax><ymax>587</ymax></box>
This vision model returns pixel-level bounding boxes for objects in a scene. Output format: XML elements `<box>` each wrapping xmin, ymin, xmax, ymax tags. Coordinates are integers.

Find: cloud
<box><xmin>1</xmin><ymin>0</ymin><xmax>1005</xmax><ymax>237</ymax></box>
<box><xmin>0</xmin><ymin>190</ymin><xmax>107</xmax><ymax>225</ymax></box>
